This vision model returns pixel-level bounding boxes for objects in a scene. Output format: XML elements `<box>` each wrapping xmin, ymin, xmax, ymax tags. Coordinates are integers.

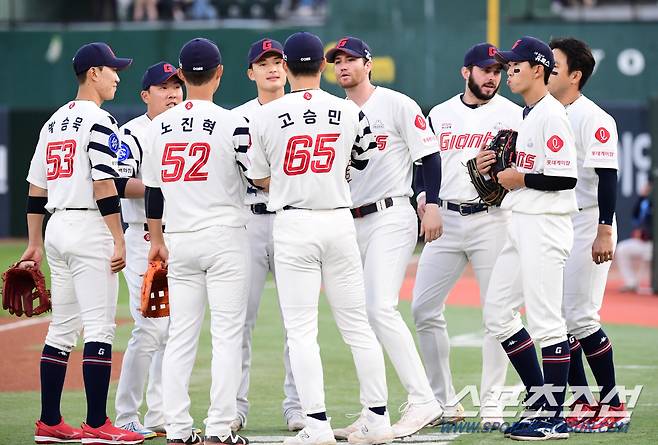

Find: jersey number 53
<box><xmin>161</xmin><ymin>142</ymin><xmax>210</xmax><ymax>182</ymax></box>
<box><xmin>283</xmin><ymin>134</ymin><xmax>339</xmax><ymax>176</ymax></box>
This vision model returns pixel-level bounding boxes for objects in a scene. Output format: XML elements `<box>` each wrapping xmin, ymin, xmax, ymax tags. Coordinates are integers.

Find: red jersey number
<box><xmin>46</xmin><ymin>140</ymin><xmax>76</xmax><ymax>180</ymax></box>
<box><xmin>283</xmin><ymin>134</ymin><xmax>338</xmax><ymax>176</ymax></box>
<box><xmin>161</xmin><ymin>142</ymin><xmax>210</xmax><ymax>182</ymax></box>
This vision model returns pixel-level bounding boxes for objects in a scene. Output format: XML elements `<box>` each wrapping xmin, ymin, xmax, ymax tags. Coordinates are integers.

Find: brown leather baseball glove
<box><xmin>1</xmin><ymin>261</ymin><xmax>51</xmax><ymax>317</ymax></box>
<box><xmin>140</xmin><ymin>260</ymin><xmax>169</xmax><ymax>318</ymax></box>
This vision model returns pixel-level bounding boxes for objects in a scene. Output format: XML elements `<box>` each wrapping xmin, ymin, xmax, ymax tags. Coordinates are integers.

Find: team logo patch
<box><xmin>414</xmin><ymin>115</ymin><xmax>426</xmax><ymax>130</ymax></box>
<box><xmin>375</xmin><ymin>135</ymin><xmax>388</xmax><ymax>150</ymax></box>
<box><xmin>488</xmin><ymin>46</ymin><xmax>497</xmax><ymax>57</ymax></box>
<box><xmin>108</xmin><ymin>133</ymin><xmax>120</xmax><ymax>153</ymax></box>
<box><xmin>303</xmin><ymin>92</ymin><xmax>312</xmax><ymax>100</ymax></box>
<box><xmin>144</xmin><ymin>233</ymin><xmax>151</xmax><ymax>242</ymax></box>
<box><xmin>68</xmin><ymin>102</ymin><xmax>75</xmax><ymax>109</ymax></box>
<box><xmin>163</xmin><ymin>63</ymin><xmax>174</xmax><ymax>73</ymax></box>
<box><xmin>595</xmin><ymin>127</ymin><xmax>610</xmax><ymax>143</ymax></box>
<box><xmin>547</xmin><ymin>135</ymin><xmax>564</xmax><ymax>152</ymax></box>
<box><xmin>263</xmin><ymin>39</ymin><xmax>272</xmax><ymax>50</ymax></box>
<box><xmin>117</xmin><ymin>141</ymin><xmax>131</xmax><ymax>162</ymax></box>
<box><xmin>185</xmin><ymin>101</ymin><xmax>193</xmax><ymax>110</ymax></box>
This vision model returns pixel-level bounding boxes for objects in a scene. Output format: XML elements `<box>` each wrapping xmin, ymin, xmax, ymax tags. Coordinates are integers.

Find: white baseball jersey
<box><xmin>27</xmin><ymin>100</ymin><xmax>120</xmax><ymax>211</ymax></box>
<box><xmin>565</xmin><ymin>95</ymin><xmax>619</xmax><ymax>209</ymax></box>
<box><xmin>348</xmin><ymin>87</ymin><xmax>439</xmax><ymax>207</ymax></box>
<box><xmin>233</xmin><ymin>98</ymin><xmax>270</xmax><ymax>206</ymax></box>
<box><xmin>501</xmin><ymin>93</ymin><xmax>578</xmax><ymax>215</ymax></box>
<box><xmin>247</xmin><ymin>89</ymin><xmax>376</xmax><ymax>211</ymax></box>
<box><xmin>428</xmin><ymin>94</ymin><xmax>522</xmax><ymax>202</ymax></box>
<box><xmin>118</xmin><ymin>114</ymin><xmax>150</xmax><ymax>224</ymax></box>
<box><xmin>141</xmin><ymin>100</ymin><xmax>249</xmax><ymax>232</ymax></box>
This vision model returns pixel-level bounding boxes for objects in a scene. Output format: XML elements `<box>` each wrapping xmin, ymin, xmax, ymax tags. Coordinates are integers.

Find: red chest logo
<box><xmin>68</xmin><ymin>102</ymin><xmax>75</xmax><ymax>109</ymax></box>
<box><xmin>547</xmin><ymin>135</ymin><xmax>564</xmax><ymax>152</ymax></box>
<box><xmin>414</xmin><ymin>115</ymin><xmax>426</xmax><ymax>130</ymax></box>
<box><xmin>375</xmin><ymin>135</ymin><xmax>388</xmax><ymax>150</ymax></box>
<box><xmin>595</xmin><ymin>127</ymin><xmax>610</xmax><ymax>143</ymax></box>
<box><xmin>185</xmin><ymin>102</ymin><xmax>193</xmax><ymax>110</ymax></box>
<box><xmin>303</xmin><ymin>92</ymin><xmax>312</xmax><ymax>100</ymax></box>
<box><xmin>144</xmin><ymin>233</ymin><xmax>151</xmax><ymax>242</ymax></box>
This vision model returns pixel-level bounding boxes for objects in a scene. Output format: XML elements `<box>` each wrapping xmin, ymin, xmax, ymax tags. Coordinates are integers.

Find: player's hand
<box><xmin>148</xmin><ymin>242</ymin><xmax>169</xmax><ymax>265</ymax></box>
<box><xmin>496</xmin><ymin>168</ymin><xmax>525</xmax><ymax>190</ymax></box>
<box><xmin>19</xmin><ymin>245</ymin><xmax>43</xmax><ymax>268</ymax></box>
<box><xmin>476</xmin><ymin>150</ymin><xmax>496</xmax><ymax>175</ymax></box>
<box><xmin>416</xmin><ymin>193</ymin><xmax>427</xmax><ymax>220</ymax></box>
<box><xmin>419</xmin><ymin>203</ymin><xmax>443</xmax><ymax>243</ymax></box>
<box><xmin>592</xmin><ymin>224</ymin><xmax>615</xmax><ymax>264</ymax></box>
<box><xmin>110</xmin><ymin>240</ymin><xmax>126</xmax><ymax>273</ymax></box>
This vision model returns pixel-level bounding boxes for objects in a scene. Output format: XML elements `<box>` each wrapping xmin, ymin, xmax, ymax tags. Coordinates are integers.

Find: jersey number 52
<box><xmin>161</xmin><ymin>142</ymin><xmax>210</xmax><ymax>182</ymax></box>
<box><xmin>283</xmin><ymin>134</ymin><xmax>339</xmax><ymax>176</ymax></box>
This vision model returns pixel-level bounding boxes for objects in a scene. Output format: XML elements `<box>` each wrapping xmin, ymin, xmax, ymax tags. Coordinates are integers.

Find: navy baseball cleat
<box><xmin>509</xmin><ymin>417</ymin><xmax>569</xmax><ymax>441</ymax></box>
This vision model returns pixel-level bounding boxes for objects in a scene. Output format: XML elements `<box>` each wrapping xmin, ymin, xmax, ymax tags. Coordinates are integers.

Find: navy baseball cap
<box><xmin>495</xmin><ymin>36</ymin><xmax>554</xmax><ymax>70</ymax></box>
<box><xmin>179</xmin><ymin>38</ymin><xmax>222</xmax><ymax>72</ymax></box>
<box><xmin>141</xmin><ymin>61</ymin><xmax>182</xmax><ymax>90</ymax></box>
<box><xmin>325</xmin><ymin>36</ymin><xmax>372</xmax><ymax>63</ymax></box>
<box><xmin>248</xmin><ymin>38</ymin><xmax>284</xmax><ymax>66</ymax></box>
<box><xmin>283</xmin><ymin>32</ymin><xmax>324</xmax><ymax>63</ymax></box>
<box><xmin>72</xmin><ymin>42</ymin><xmax>132</xmax><ymax>75</ymax></box>
<box><xmin>463</xmin><ymin>43</ymin><xmax>499</xmax><ymax>68</ymax></box>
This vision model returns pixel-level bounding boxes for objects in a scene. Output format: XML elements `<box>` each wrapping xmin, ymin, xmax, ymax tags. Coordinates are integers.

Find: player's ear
<box><xmin>282</xmin><ymin>60</ymin><xmax>290</xmax><ymax>75</ymax></box>
<box><xmin>460</xmin><ymin>66</ymin><xmax>470</xmax><ymax>81</ymax></box>
<box><xmin>176</xmin><ymin>68</ymin><xmax>186</xmax><ymax>84</ymax></box>
<box><xmin>216</xmin><ymin>64</ymin><xmax>224</xmax><ymax>80</ymax></box>
<box><xmin>319</xmin><ymin>59</ymin><xmax>327</xmax><ymax>74</ymax></box>
<box><xmin>570</xmin><ymin>69</ymin><xmax>582</xmax><ymax>86</ymax></box>
<box><xmin>247</xmin><ymin>67</ymin><xmax>255</xmax><ymax>81</ymax></box>
<box><xmin>140</xmin><ymin>89</ymin><xmax>149</xmax><ymax>106</ymax></box>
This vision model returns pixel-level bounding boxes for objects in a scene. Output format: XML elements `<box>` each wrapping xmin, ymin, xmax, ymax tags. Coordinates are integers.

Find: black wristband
<box><xmin>96</xmin><ymin>195</ymin><xmax>121</xmax><ymax>216</ymax></box>
<box><xmin>26</xmin><ymin>196</ymin><xmax>47</xmax><ymax>214</ymax></box>
<box><xmin>524</xmin><ymin>173</ymin><xmax>577</xmax><ymax>191</ymax></box>
<box><xmin>145</xmin><ymin>186</ymin><xmax>164</xmax><ymax>220</ymax></box>
<box><xmin>114</xmin><ymin>177</ymin><xmax>129</xmax><ymax>199</ymax></box>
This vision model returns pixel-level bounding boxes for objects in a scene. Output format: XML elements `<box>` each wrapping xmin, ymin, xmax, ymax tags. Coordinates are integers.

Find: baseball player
<box><xmin>24</xmin><ymin>42</ymin><xmax>144</xmax><ymax>445</ymax></box>
<box><xmin>141</xmin><ymin>38</ymin><xmax>250</xmax><ymax>445</ymax></box>
<box><xmin>478</xmin><ymin>36</ymin><xmax>578</xmax><ymax>440</ymax></box>
<box><xmin>326</xmin><ymin>36</ymin><xmax>443</xmax><ymax>438</ymax></box>
<box><xmin>114</xmin><ymin>61</ymin><xmax>184</xmax><ymax>439</ymax></box>
<box><xmin>411</xmin><ymin>43</ymin><xmax>521</xmax><ymax>425</ymax></box>
<box><xmin>547</xmin><ymin>37</ymin><xmax>629</xmax><ymax>432</ymax></box>
<box><xmin>246</xmin><ymin>32</ymin><xmax>393</xmax><ymax>445</ymax></box>
<box><xmin>231</xmin><ymin>38</ymin><xmax>304</xmax><ymax>433</ymax></box>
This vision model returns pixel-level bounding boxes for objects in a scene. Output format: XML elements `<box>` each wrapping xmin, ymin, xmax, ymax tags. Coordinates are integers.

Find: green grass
<box><xmin>1</xmin><ymin>240</ymin><xmax>657</xmax><ymax>444</ymax></box>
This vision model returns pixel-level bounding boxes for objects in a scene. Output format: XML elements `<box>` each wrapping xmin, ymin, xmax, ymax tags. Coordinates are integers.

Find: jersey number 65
<box><xmin>283</xmin><ymin>133</ymin><xmax>339</xmax><ymax>176</ymax></box>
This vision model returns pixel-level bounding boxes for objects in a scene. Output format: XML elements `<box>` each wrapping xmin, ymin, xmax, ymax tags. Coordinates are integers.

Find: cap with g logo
<box><xmin>463</xmin><ymin>43</ymin><xmax>499</xmax><ymax>68</ymax></box>
<box><xmin>325</xmin><ymin>36</ymin><xmax>372</xmax><ymax>63</ymax></box>
<box><xmin>494</xmin><ymin>36</ymin><xmax>554</xmax><ymax>71</ymax></box>
<box><xmin>248</xmin><ymin>38</ymin><xmax>284</xmax><ymax>66</ymax></box>
<box><xmin>179</xmin><ymin>38</ymin><xmax>222</xmax><ymax>72</ymax></box>
<box><xmin>283</xmin><ymin>32</ymin><xmax>324</xmax><ymax>63</ymax></box>
<box><xmin>141</xmin><ymin>61</ymin><xmax>182</xmax><ymax>90</ymax></box>
<box><xmin>72</xmin><ymin>42</ymin><xmax>132</xmax><ymax>75</ymax></box>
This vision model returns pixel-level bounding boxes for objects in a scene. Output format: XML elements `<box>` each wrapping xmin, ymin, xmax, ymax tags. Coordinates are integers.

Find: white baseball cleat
<box><xmin>429</xmin><ymin>403</ymin><xmax>465</xmax><ymax>426</ymax></box>
<box><xmin>284</xmin><ymin>417</ymin><xmax>337</xmax><ymax>445</ymax></box>
<box><xmin>346</xmin><ymin>409</ymin><xmax>394</xmax><ymax>445</ymax></box>
<box><xmin>287</xmin><ymin>413</ymin><xmax>307</xmax><ymax>432</ymax></box>
<box><xmin>392</xmin><ymin>400</ymin><xmax>443</xmax><ymax>438</ymax></box>
<box><xmin>333</xmin><ymin>413</ymin><xmax>365</xmax><ymax>440</ymax></box>
<box><xmin>230</xmin><ymin>418</ymin><xmax>243</xmax><ymax>432</ymax></box>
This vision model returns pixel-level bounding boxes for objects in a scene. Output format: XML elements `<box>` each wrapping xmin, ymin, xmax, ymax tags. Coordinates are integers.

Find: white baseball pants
<box><xmin>238</xmin><ymin>211</ymin><xmax>301</xmax><ymax>423</ymax></box>
<box><xmin>273</xmin><ymin>208</ymin><xmax>388</xmax><ymax>414</ymax></box>
<box><xmin>484</xmin><ymin>212</ymin><xmax>572</xmax><ymax>348</ymax></box>
<box><xmin>354</xmin><ymin>202</ymin><xmax>435</xmax><ymax>404</ymax></box>
<box><xmin>563</xmin><ymin>208</ymin><xmax>617</xmax><ymax>339</ymax></box>
<box><xmin>412</xmin><ymin>207</ymin><xmax>509</xmax><ymax>408</ymax></box>
<box><xmin>44</xmin><ymin>210</ymin><xmax>118</xmax><ymax>351</ymax></box>
<box><xmin>614</xmin><ymin>238</ymin><xmax>652</xmax><ymax>289</ymax></box>
<box><xmin>162</xmin><ymin>225</ymin><xmax>249</xmax><ymax>440</ymax></box>
<box><xmin>115</xmin><ymin>224</ymin><xmax>169</xmax><ymax>428</ymax></box>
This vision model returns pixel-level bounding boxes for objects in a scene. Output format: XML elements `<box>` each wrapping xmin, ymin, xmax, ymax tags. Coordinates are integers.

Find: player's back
<box><xmin>144</xmin><ymin>100</ymin><xmax>248</xmax><ymax>232</ymax></box>
<box><xmin>250</xmin><ymin>89</ymin><xmax>364</xmax><ymax>211</ymax></box>
<box><xmin>27</xmin><ymin>100</ymin><xmax>120</xmax><ymax>212</ymax></box>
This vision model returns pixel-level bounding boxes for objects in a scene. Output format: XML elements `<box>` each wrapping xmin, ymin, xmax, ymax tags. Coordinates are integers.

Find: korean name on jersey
<box><xmin>141</xmin><ymin>100</ymin><xmax>250</xmax><ymax>233</ymax></box>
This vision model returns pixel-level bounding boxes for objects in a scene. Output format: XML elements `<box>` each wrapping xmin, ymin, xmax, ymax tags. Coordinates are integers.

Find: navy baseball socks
<box><xmin>82</xmin><ymin>342</ymin><xmax>113</xmax><ymax>427</ymax></box>
<box><xmin>541</xmin><ymin>340</ymin><xmax>571</xmax><ymax>417</ymax></box>
<box><xmin>500</xmin><ymin>329</ymin><xmax>545</xmax><ymax>413</ymax></box>
<box><xmin>39</xmin><ymin>344</ymin><xmax>70</xmax><ymax>425</ymax></box>
<box><xmin>579</xmin><ymin>328</ymin><xmax>621</xmax><ymax>407</ymax></box>
<box><xmin>567</xmin><ymin>335</ymin><xmax>595</xmax><ymax>404</ymax></box>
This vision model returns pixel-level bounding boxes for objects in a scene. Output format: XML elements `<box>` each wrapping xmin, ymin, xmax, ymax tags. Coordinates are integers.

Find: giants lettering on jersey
<box><xmin>439</xmin><ymin>131</ymin><xmax>494</xmax><ymax>151</ymax></box>
<box><xmin>516</xmin><ymin>151</ymin><xmax>536</xmax><ymax>170</ymax></box>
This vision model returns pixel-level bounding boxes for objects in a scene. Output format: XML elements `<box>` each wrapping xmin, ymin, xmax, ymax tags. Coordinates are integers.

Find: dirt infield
<box><xmin>0</xmin><ymin>318</ymin><xmax>126</xmax><ymax>392</ymax></box>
